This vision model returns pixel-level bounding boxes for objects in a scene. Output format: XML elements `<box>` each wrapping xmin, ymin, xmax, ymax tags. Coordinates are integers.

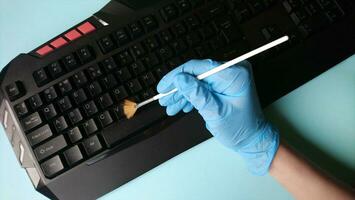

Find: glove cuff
<box><xmin>237</xmin><ymin>122</ymin><xmax>280</xmax><ymax>176</ymax></box>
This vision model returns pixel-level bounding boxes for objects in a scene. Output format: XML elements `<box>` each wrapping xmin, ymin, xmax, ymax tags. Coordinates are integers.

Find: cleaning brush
<box><xmin>122</xmin><ymin>36</ymin><xmax>289</xmax><ymax>119</ymax></box>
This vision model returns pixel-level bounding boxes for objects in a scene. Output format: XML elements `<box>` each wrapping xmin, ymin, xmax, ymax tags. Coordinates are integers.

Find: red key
<box><xmin>50</xmin><ymin>37</ymin><xmax>68</xmax><ymax>48</ymax></box>
<box><xmin>77</xmin><ymin>22</ymin><xmax>96</xmax><ymax>34</ymax></box>
<box><xmin>64</xmin><ymin>29</ymin><xmax>82</xmax><ymax>41</ymax></box>
<box><xmin>36</xmin><ymin>45</ymin><xmax>54</xmax><ymax>56</ymax></box>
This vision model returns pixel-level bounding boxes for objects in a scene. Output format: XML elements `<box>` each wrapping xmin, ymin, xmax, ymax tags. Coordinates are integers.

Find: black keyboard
<box><xmin>1</xmin><ymin>0</ymin><xmax>354</xmax><ymax>199</ymax></box>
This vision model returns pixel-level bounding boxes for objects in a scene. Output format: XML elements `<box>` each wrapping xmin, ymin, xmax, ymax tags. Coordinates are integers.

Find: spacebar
<box><xmin>101</xmin><ymin>104</ymin><xmax>166</xmax><ymax>147</ymax></box>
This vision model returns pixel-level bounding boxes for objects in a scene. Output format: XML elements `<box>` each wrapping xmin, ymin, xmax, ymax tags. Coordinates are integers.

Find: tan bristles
<box><xmin>122</xmin><ymin>99</ymin><xmax>138</xmax><ymax>119</ymax></box>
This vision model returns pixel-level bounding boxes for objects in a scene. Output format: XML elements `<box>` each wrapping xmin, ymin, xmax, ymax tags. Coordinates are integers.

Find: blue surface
<box><xmin>0</xmin><ymin>1</ymin><xmax>354</xmax><ymax>200</ymax></box>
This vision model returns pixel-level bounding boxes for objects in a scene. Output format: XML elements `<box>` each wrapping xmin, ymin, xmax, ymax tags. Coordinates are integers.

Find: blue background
<box><xmin>0</xmin><ymin>1</ymin><xmax>354</xmax><ymax>200</ymax></box>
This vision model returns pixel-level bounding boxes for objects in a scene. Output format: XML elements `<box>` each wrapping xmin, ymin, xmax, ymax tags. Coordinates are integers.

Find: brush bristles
<box><xmin>122</xmin><ymin>99</ymin><xmax>138</xmax><ymax>119</ymax></box>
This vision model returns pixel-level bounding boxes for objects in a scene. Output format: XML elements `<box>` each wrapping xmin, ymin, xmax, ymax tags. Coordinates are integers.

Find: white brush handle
<box><xmin>137</xmin><ymin>36</ymin><xmax>289</xmax><ymax>108</ymax></box>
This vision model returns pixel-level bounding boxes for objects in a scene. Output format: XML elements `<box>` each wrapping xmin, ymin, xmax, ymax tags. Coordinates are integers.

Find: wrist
<box><xmin>237</xmin><ymin>122</ymin><xmax>280</xmax><ymax>175</ymax></box>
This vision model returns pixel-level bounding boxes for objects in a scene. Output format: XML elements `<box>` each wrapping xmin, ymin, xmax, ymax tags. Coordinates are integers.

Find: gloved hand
<box><xmin>157</xmin><ymin>59</ymin><xmax>279</xmax><ymax>175</ymax></box>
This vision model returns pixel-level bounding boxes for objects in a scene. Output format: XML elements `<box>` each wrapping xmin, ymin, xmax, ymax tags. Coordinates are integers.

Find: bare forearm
<box><xmin>269</xmin><ymin>143</ymin><xmax>354</xmax><ymax>200</ymax></box>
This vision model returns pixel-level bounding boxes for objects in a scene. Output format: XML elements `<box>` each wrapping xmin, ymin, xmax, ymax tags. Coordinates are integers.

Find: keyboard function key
<box><xmin>21</xmin><ymin>112</ymin><xmax>42</xmax><ymax>132</ymax></box>
<box><xmin>27</xmin><ymin>124</ymin><xmax>53</xmax><ymax>146</ymax></box>
<box><xmin>36</xmin><ymin>45</ymin><xmax>53</xmax><ymax>56</ymax></box>
<box><xmin>50</xmin><ymin>37</ymin><xmax>68</xmax><ymax>48</ymax></box>
<box><xmin>34</xmin><ymin>135</ymin><xmax>67</xmax><ymax>162</ymax></box>
<box><xmin>62</xmin><ymin>54</ymin><xmax>79</xmax><ymax>71</ymax></box>
<box><xmin>114</xmin><ymin>28</ymin><xmax>131</xmax><ymax>45</ymax></box>
<box><xmin>47</xmin><ymin>62</ymin><xmax>65</xmax><ymax>78</ymax></box>
<box><xmin>77</xmin><ymin>46</ymin><xmax>95</xmax><ymax>63</ymax></box>
<box><xmin>33</xmin><ymin>68</ymin><xmax>50</xmax><ymax>87</ymax></box>
<box><xmin>41</xmin><ymin>155</ymin><xmax>64</xmax><ymax>178</ymax></box>
<box><xmin>6</xmin><ymin>81</ymin><xmax>25</xmax><ymax>101</ymax></box>
<box><xmin>64</xmin><ymin>145</ymin><xmax>83</xmax><ymax>166</ymax></box>
<box><xmin>98</xmin><ymin>36</ymin><xmax>116</xmax><ymax>53</ymax></box>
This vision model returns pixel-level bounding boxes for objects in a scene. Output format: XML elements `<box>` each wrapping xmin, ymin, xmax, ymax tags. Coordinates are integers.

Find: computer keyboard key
<box><xmin>199</xmin><ymin>26</ymin><xmax>215</xmax><ymax>39</ymax></box>
<box><xmin>114</xmin><ymin>28</ymin><xmax>130</xmax><ymax>45</ymax></box>
<box><xmin>131</xmin><ymin>43</ymin><xmax>146</xmax><ymax>58</ymax></box>
<box><xmin>111</xmin><ymin>104</ymin><xmax>124</xmax><ymax>119</ymax></box>
<box><xmin>157</xmin><ymin>46</ymin><xmax>174</xmax><ymax>60</ymax></box>
<box><xmin>27</xmin><ymin>124</ymin><xmax>53</xmax><ymax>146</ymax></box>
<box><xmin>53</xmin><ymin>116</ymin><xmax>68</xmax><ymax>133</ymax></box>
<box><xmin>305</xmin><ymin>2</ymin><xmax>321</xmax><ymax>16</ymax></box>
<box><xmin>159</xmin><ymin>29</ymin><xmax>174</xmax><ymax>43</ymax></box>
<box><xmin>47</xmin><ymin>62</ymin><xmax>64</xmax><ymax>78</ymax></box>
<box><xmin>82</xmin><ymin>135</ymin><xmax>103</xmax><ymax>156</ymax></box>
<box><xmin>142</xmin><ymin>53</ymin><xmax>160</xmax><ymax>68</ymax></box>
<box><xmin>57</xmin><ymin>79</ymin><xmax>73</xmax><ymax>95</ymax></box>
<box><xmin>87</xmin><ymin>81</ymin><xmax>102</xmax><ymax>97</ymax></box>
<box><xmin>33</xmin><ymin>68</ymin><xmax>50</xmax><ymax>86</ymax></box>
<box><xmin>112</xmin><ymin>86</ymin><xmax>128</xmax><ymax>101</ymax></box>
<box><xmin>28</xmin><ymin>94</ymin><xmax>43</xmax><ymax>110</ymax></box>
<box><xmin>98</xmin><ymin>36</ymin><xmax>116</xmax><ymax>53</ymax></box>
<box><xmin>86</xmin><ymin>65</ymin><xmax>103</xmax><ymax>80</ymax></box>
<box><xmin>142</xmin><ymin>15</ymin><xmax>158</xmax><ymax>31</ymax></box>
<box><xmin>209</xmin><ymin>35</ymin><xmax>226</xmax><ymax>50</ymax></box>
<box><xmin>67</xmin><ymin>127</ymin><xmax>83</xmax><ymax>143</ymax></box>
<box><xmin>41</xmin><ymin>155</ymin><xmax>64</xmax><ymax>178</ymax></box>
<box><xmin>21</xmin><ymin>112</ymin><xmax>42</xmax><ymax>132</ymax></box>
<box><xmin>154</xmin><ymin>65</ymin><xmax>169</xmax><ymax>79</ymax></box>
<box><xmin>82</xmin><ymin>119</ymin><xmax>98</xmax><ymax>136</ymax></box>
<box><xmin>115</xmin><ymin>67</ymin><xmax>132</xmax><ymax>82</ymax></box>
<box><xmin>144</xmin><ymin>36</ymin><xmax>160</xmax><ymax>51</ymax></box>
<box><xmin>68</xmin><ymin>108</ymin><xmax>83</xmax><ymax>125</ymax></box>
<box><xmin>72</xmin><ymin>89</ymin><xmax>87</xmax><ymax>105</ymax></box>
<box><xmin>57</xmin><ymin>96</ymin><xmax>72</xmax><ymax>112</ymax></box>
<box><xmin>126</xmin><ymin>79</ymin><xmax>143</xmax><ymax>94</ymax></box>
<box><xmin>140</xmin><ymin>88</ymin><xmax>156</xmax><ymax>100</ymax></box>
<box><xmin>170</xmin><ymin>39</ymin><xmax>187</xmax><ymax>54</ymax></box>
<box><xmin>177</xmin><ymin>0</ymin><xmax>191</xmax><ymax>12</ymax></box>
<box><xmin>140</xmin><ymin>72</ymin><xmax>156</xmax><ymax>87</ymax></box>
<box><xmin>101</xmin><ymin>74</ymin><xmax>118</xmax><ymax>90</ymax></box>
<box><xmin>83</xmin><ymin>101</ymin><xmax>98</xmax><ymax>117</ymax></box>
<box><xmin>64</xmin><ymin>145</ymin><xmax>83</xmax><ymax>166</ymax></box>
<box><xmin>97</xmin><ymin>111</ymin><xmax>113</xmax><ymax>127</ymax></box>
<box><xmin>62</xmin><ymin>54</ymin><xmax>79</xmax><ymax>70</ymax></box>
<box><xmin>102</xmin><ymin>105</ymin><xmax>165</xmax><ymax>147</ymax></box>
<box><xmin>14</xmin><ymin>102</ymin><xmax>28</xmax><ymax>118</ymax></box>
<box><xmin>6</xmin><ymin>81</ymin><xmax>25</xmax><ymax>101</ymax></box>
<box><xmin>77</xmin><ymin>46</ymin><xmax>95</xmax><ymax>63</ymax></box>
<box><xmin>198</xmin><ymin>3</ymin><xmax>225</xmax><ymax>22</ymax></box>
<box><xmin>115</xmin><ymin>50</ymin><xmax>134</xmax><ymax>66</ymax></box>
<box><xmin>185</xmin><ymin>32</ymin><xmax>201</xmax><ymax>46</ymax></box>
<box><xmin>128</xmin><ymin>21</ymin><xmax>145</xmax><ymax>39</ymax></box>
<box><xmin>34</xmin><ymin>135</ymin><xmax>67</xmax><ymax>162</ymax></box>
<box><xmin>160</xmin><ymin>4</ymin><xmax>178</xmax><ymax>22</ymax></box>
<box><xmin>43</xmin><ymin>86</ymin><xmax>57</xmax><ymax>103</ymax></box>
<box><xmin>171</xmin><ymin>22</ymin><xmax>187</xmax><ymax>37</ymax></box>
<box><xmin>100</xmin><ymin>57</ymin><xmax>118</xmax><ymax>72</ymax></box>
<box><xmin>98</xmin><ymin>93</ymin><xmax>113</xmax><ymax>109</ymax></box>
<box><xmin>130</xmin><ymin>61</ymin><xmax>145</xmax><ymax>76</ymax></box>
<box><xmin>248</xmin><ymin>0</ymin><xmax>266</xmax><ymax>14</ymax></box>
<box><xmin>189</xmin><ymin>0</ymin><xmax>204</xmax><ymax>8</ymax></box>
<box><xmin>42</xmin><ymin>104</ymin><xmax>57</xmax><ymax>120</ymax></box>
<box><xmin>72</xmin><ymin>71</ymin><xmax>88</xmax><ymax>88</ymax></box>
<box><xmin>184</xmin><ymin>15</ymin><xmax>200</xmax><ymax>30</ymax></box>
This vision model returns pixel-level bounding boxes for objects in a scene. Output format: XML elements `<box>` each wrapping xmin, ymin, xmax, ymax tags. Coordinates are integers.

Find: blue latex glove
<box><xmin>157</xmin><ymin>59</ymin><xmax>279</xmax><ymax>175</ymax></box>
